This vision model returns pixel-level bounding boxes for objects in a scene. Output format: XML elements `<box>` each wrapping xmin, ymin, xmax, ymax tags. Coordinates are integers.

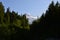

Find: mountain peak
<box><xmin>25</xmin><ymin>13</ymin><xmax>39</xmax><ymax>24</ymax></box>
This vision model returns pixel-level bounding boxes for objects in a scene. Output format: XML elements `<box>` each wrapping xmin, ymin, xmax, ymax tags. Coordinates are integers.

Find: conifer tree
<box><xmin>0</xmin><ymin>2</ymin><xmax>4</xmax><ymax>23</ymax></box>
<box><xmin>6</xmin><ymin>8</ymin><xmax>10</xmax><ymax>24</ymax></box>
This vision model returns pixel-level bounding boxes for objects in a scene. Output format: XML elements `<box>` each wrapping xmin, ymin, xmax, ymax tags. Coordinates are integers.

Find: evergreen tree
<box><xmin>21</xmin><ymin>14</ymin><xmax>29</xmax><ymax>29</ymax></box>
<box><xmin>0</xmin><ymin>2</ymin><xmax>4</xmax><ymax>23</ymax></box>
<box><xmin>6</xmin><ymin>8</ymin><xmax>10</xmax><ymax>24</ymax></box>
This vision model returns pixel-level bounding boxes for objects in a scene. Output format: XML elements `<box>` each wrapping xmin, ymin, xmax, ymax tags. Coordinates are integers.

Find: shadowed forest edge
<box><xmin>0</xmin><ymin>1</ymin><xmax>60</xmax><ymax>40</ymax></box>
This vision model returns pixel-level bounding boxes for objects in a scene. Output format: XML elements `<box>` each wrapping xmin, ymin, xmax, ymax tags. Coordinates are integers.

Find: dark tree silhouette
<box><xmin>0</xmin><ymin>1</ymin><xmax>60</xmax><ymax>40</ymax></box>
<box><xmin>30</xmin><ymin>1</ymin><xmax>60</xmax><ymax>40</ymax></box>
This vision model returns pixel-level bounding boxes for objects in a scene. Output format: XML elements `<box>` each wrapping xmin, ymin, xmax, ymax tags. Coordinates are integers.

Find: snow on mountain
<box><xmin>25</xmin><ymin>13</ymin><xmax>38</xmax><ymax>24</ymax></box>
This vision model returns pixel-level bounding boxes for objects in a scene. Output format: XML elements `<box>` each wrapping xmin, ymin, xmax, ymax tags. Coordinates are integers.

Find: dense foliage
<box><xmin>30</xmin><ymin>1</ymin><xmax>60</xmax><ymax>40</ymax></box>
<box><xmin>0</xmin><ymin>1</ymin><xmax>60</xmax><ymax>40</ymax></box>
<box><xmin>0</xmin><ymin>2</ymin><xmax>30</xmax><ymax>40</ymax></box>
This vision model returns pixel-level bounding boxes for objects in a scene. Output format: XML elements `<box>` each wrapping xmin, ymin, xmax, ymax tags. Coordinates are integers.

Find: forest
<box><xmin>0</xmin><ymin>1</ymin><xmax>60</xmax><ymax>40</ymax></box>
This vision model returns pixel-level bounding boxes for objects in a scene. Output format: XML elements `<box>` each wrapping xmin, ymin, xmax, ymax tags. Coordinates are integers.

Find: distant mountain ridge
<box><xmin>25</xmin><ymin>13</ymin><xmax>39</xmax><ymax>24</ymax></box>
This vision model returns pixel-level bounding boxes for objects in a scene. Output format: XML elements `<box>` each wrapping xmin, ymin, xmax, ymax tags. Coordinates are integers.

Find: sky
<box><xmin>0</xmin><ymin>0</ymin><xmax>60</xmax><ymax>17</ymax></box>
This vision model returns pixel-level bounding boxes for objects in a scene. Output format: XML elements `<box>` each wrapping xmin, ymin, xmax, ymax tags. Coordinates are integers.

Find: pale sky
<box><xmin>0</xmin><ymin>0</ymin><xmax>60</xmax><ymax>17</ymax></box>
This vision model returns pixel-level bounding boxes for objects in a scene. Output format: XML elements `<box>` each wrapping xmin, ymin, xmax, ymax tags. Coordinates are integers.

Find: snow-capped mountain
<box><xmin>25</xmin><ymin>13</ymin><xmax>38</xmax><ymax>24</ymax></box>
